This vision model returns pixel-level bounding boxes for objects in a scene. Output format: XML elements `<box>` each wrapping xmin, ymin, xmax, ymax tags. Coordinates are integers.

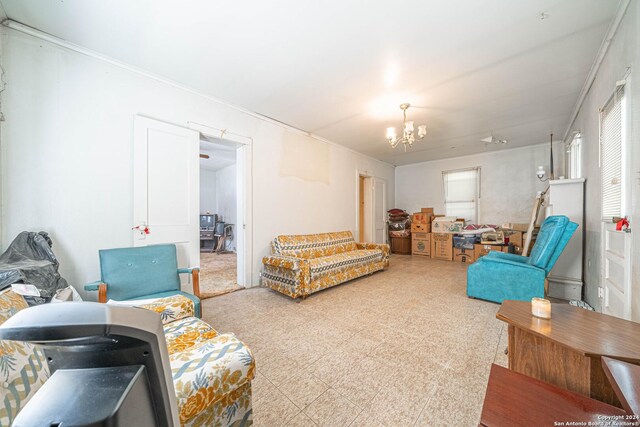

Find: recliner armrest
<box><xmin>477</xmin><ymin>255</ymin><xmax>545</xmax><ymax>273</ymax></box>
<box><xmin>485</xmin><ymin>251</ymin><xmax>529</xmax><ymax>263</ymax></box>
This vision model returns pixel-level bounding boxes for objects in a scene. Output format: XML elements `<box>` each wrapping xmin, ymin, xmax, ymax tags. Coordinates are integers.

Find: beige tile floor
<box><xmin>202</xmin><ymin>254</ymin><xmax>509</xmax><ymax>427</ymax></box>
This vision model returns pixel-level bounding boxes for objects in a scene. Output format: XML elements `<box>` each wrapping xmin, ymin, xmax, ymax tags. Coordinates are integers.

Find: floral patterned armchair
<box><xmin>0</xmin><ymin>290</ymin><xmax>255</xmax><ymax>427</ymax></box>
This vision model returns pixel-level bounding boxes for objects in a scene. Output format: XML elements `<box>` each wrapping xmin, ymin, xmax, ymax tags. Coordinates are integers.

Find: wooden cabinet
<box><xmin>390</xmin><ymin>235</ymin><xmax>411</xmax><ymax>255</ymax></box>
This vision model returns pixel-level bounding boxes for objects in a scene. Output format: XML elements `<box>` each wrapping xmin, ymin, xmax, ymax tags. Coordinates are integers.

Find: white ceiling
<box><xmin>1</xmin><ymin>0</ymin><xmax>620</xmax><ymax>165</ymax></box>
<box><xmin>200</xmin><ymin>136</ymin><xmax>237</xmax><ymax>171</ymax></box>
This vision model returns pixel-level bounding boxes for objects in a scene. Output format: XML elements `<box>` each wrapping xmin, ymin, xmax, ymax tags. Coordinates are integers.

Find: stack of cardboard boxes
<box><xmin>410</xmin><ymin>207</ymin><xmax>529</xmax><ymax>264</ymax></box>
<box><xmin>410</xmin><ymin>208</ymin><xmax>434</xmax><ymax>256</ymax></box>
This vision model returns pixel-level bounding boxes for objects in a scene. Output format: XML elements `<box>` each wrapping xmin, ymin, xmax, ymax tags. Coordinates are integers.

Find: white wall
<box><xmin>567</xmin><ymin>1</ymin><xmax>640</xmax><ymax>316</ymax></box>
<box><xmin>200</xmin><ymin>169</ymin><xmax>217</xmax><ymax>214</ymax></box>
<box><xmin>0</xmin><ymin>29</ymin><xmax>395</xmax><ymax>297</ymax></box>
<box><xmin>395</xmin><ymin>143</ymin><xmax>559</xmax><ymax>225</ymax></box>
<box><xmin>215</xmin><ymin>163</ymin><xmax>237</xmax><ymax>250</ymax></box>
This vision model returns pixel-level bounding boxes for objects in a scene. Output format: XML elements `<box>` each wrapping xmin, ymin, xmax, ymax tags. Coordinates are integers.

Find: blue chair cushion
<box><xmin>527</xmin><ymin>216</ymin><xmax>569</xmax><ymax>271</ymax></box>
<box><xmin>99</xmin><ymin>244</ymin><xmax>180</xmax><ymax>301</ymax></box>
<box><xmin>129</xmin><ymin>290</ymin><xmax>201</xmax><ymax>318</ymax></box>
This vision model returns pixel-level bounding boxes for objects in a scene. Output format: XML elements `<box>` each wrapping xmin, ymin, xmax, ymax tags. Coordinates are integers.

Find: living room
<box><xmin>0</xmin><ymin>0</ymin><xmax>639</xmax><ymax>426</ymax></box>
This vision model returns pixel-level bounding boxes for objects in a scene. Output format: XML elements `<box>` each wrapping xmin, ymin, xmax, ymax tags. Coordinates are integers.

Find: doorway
<box><xmin>198</xmin><ymin>136</ymin><xmax>243</xmax><ymax>298</ymax></box>
<box><xmin>357</xmin><ymin>172</ymin><xmax>387</xmax><ymax>244</ymax></box>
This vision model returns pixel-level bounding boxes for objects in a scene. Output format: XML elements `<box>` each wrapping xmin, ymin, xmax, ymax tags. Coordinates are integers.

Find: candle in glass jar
<box><xmin>531</xmin><ymin>298</ymin><xmax>551</xmax><ymax>319</ymax></box>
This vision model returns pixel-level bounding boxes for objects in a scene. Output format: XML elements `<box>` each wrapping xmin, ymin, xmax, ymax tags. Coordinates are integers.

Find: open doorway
<box><xmin>357</xmin><ymin>172</ymin><xmax>387</xmax><ymax>244</ymax></box>
<box><xmin>199</xmin><ymin>135</ymin><xmax>243</xmax><ymax>298</ymax></box>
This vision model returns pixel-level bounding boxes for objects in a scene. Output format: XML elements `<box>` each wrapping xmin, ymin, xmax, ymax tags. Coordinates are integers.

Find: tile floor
<box><xmin>202</xmin><ymin>255</ymin><xmax>509</xmax><ymax>426</ymax></box>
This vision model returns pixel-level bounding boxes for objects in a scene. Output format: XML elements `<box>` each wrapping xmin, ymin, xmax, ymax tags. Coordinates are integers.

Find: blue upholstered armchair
<box><xmin>84</xmin><ymin>244</ymin><xmax>201</xmax><ymax>317</ymax></box>
<box><xmin>467</xmin><ymin>215</ymin><xmax>578</xmax><ymax>303</ymax></box>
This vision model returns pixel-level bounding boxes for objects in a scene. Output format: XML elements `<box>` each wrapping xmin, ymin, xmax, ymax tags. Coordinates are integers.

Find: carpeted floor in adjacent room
<box><xmin>202</xmin><ymin>254</ymin><xmax>508</xmax><ymax>426</ymax></box>
<box><xmin>199</xmin><ymin>252</ymin><xmax>241</xmax><ymax>298</ymax></box>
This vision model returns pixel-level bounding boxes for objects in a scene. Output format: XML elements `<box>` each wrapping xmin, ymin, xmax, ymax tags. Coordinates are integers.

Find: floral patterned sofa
<box><xmin>0</xmin><ymin>289</ymin><xmax>255</xmax><ymax>427</ymax></box>
<box><xmin>262</xmin><ymin>231</ymin><xmax>390</xmax><ymax>299</ymax></box>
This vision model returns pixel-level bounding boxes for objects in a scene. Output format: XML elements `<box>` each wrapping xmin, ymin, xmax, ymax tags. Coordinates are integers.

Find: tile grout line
<box><xmin>256</xmin><ymin>368</ymin><xmax>304</xmax><ymax>426</ymax></box>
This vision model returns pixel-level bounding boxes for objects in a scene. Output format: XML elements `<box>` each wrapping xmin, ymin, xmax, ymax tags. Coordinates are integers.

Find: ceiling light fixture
<box><xmin>386</xmin><ymin>103</ymin><xmax>426</xmax><ymax>150</ymax></box>
<box><xmin>481</xmin><ymin>135</ymin><xmax>508</xmax><ymax>145</ymax></box>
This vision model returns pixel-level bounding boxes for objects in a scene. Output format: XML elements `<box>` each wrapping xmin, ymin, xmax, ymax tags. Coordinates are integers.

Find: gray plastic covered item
<box><xmin>0</xmin><ymin>231</ymin><xmax>68</xmax><ymax>302</ymax></box>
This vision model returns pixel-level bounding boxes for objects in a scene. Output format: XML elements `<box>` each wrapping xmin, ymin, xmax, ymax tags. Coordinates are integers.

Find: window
<box><xmin>600</xmin><ymin>83</ymin><xmax>626</xmax><ymax>220</ymax></box>
<box><xmin>567</xmin><ymin>133</ymin><xmax>582</xmax><ymax>179</ymax></box>
<box><xmin>443</xmin><ymin>167</ymin><xmax>480</xmax><ymax>223</ymax></box>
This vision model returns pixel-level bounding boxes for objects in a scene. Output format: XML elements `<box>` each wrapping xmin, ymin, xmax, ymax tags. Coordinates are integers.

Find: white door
<box><xmin>362</xmin><ymin>177</ymin><xmax>373</xmax><ymax>243</ymax></box>
<box><xmin>373</xmin><ymin>178</ymin><xmax>387</xmax><ymax>244</ymax></box>
<box><xmin>133</xmin><ymin>116</ymin><xmax>200</xmax><ymax>274</ymax></box>
<box><xmin>602</xmin><ymin>224</ymin><xmax>632</xmax><ymax>319</ymax></box>
<box><xmin>236</xmin><ymin>143</ymin><xmax>253</xmax><ymax>287</ymax></box>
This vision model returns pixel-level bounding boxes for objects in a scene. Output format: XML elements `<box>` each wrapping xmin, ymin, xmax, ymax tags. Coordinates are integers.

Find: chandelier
<box><xmin>386</xmin><ymin>103</ymin><xmax>427</xmax><ymax>150</ymax></box>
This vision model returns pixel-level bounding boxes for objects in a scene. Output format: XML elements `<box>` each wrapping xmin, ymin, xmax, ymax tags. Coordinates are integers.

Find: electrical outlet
<box><xmin>598</xmin><ymin>287</ymin><xmax>604</xmax><ymax>298</ymax></box>
<box><xmin>588</xmin><ymin>259</ymin><xmax>591</xmax><ymax>268</ymax></box>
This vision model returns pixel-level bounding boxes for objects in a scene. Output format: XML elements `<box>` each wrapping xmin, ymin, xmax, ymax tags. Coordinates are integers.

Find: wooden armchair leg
<box><xmin>98</xmin><ymin>284</ymin><xmax>107</xmax><ymax>303</ymax></box>
<box><xmin>192</xmin><ymin>269</ymin><xmax>202</xmax><ymax>317</ymax></box>
<box><xmin>192</xmin><ymin>270</ymin><xmax>200</xmax><ymax>298</ymax></box>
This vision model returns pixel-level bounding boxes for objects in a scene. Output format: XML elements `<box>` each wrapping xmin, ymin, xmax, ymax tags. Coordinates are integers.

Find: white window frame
<box><xmin>566</xmin><ymin>133</ymin><xmax>582</xmax><ymax>179</ymax></box>
<box><xmin>442</xmin><ymin>167</ymin><xmax>481</xmax><ymax>223</ymax></box>
<box><xmin>599</xmin><ymin>82</ymin><xmax>627</xmax><ymax>221</ymax></box>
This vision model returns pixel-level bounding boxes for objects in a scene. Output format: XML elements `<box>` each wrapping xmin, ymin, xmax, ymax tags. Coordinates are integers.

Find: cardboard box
<box><xmin>501</xmin><ymin>223</ymin><xmax>530</xmax><ymax>232</ymax></box>
<box><xmin>453</xmin><ymin>235</ymin><xmax>476</xmax><ymax>250</ymax></box>
<box><xmin>412</xmin><ymin>213</ymin><xmax>429</xmax><ymax>224</ymax></box>
<box><xmin>432</xmin><ymin>217</ymin><xmax>465</xmax><ymax>233</ymax></box>
<box><xmin>504</xmin><ymin>230</ymin><xmax>523</xmax><ymax>254</ymax></box>
<box><xmin>411</xmin><ymin>222</ymin><xmax>430</xmax><ymax>233</ymax></box>
<box><xmin>412</xmin><ymin>232</ymin><xmax>431</xmax><ymax>256</ymax></box>
<box><xmin>474</xmin><ymin>243</ymin><xmax>509</xmax><ymax>260</ymax></box>
<box><xmin>420</xmin><ymin>207</ymin><xmax>434</xmax><ymax>214</ymax></box>
<box><xmin>431</xmin><ymin>214</ymin><xmax>445</xmax><ymax>223</ymax></box>
<box><xmin>453</xmin><ymin>247</ymin><xmax>475</xmax><ymax>263</ymax></box>
<box><xmin>430</xmin><ymin>233</ymin><xmax>453</xmax><ymax>261</ymax></box>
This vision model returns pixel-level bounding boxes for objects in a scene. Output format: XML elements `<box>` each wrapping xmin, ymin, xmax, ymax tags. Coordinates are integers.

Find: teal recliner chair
<box><xmin>84</xmin><ymin>244</ymin><xmax>201</xmax><ymax>317</ymax></box>
<box><xmin>467</xmin><ymin>215</ymin><xmax>578</xmax><ymax>303</ymax></box>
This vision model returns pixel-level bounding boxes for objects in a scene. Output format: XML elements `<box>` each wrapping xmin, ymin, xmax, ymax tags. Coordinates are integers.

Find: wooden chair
<box><xmin>84</xmin><ymin>244</ymin><xmax>201</xmax><ymax>317</ymax></box>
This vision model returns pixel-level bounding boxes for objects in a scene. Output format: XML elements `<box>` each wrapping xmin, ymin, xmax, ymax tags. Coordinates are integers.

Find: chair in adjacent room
<box><xmin>84</xmin><ymin>244</ymin><xmax>202</xmax><ymax>317</ymax></box>
<box><xmin>467</xmin><ymin>215</ymin><xmax>578</xmax><ymax>303</ymax></box>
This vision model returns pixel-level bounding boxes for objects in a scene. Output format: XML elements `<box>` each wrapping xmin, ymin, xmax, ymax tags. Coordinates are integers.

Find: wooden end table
<box><xmin>497</xmin><ymin>300</ymin><xmax>640</xmax><ymax>407</ymax></box>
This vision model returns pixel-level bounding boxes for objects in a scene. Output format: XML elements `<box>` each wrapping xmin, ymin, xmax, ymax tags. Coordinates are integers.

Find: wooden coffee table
<box><xmin>480</xmin><ymin>364</ymin><xmax>626</xmax><ymax>426</ymax></box>
<box><xmin>497</xmin><ymin>300</ymin><xmax>640</xmax><ymax>407</ymax></box>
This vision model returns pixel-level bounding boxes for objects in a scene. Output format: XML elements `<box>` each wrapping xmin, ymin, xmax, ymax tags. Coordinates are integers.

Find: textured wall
<box><xmin>395</xmin><ymin>143</ymin><xmax>559</xmax><ymax>225</ymax></box>
<box><xmin>215</xmin><ymin>163</ymin><xmax>237</xmax><ymax>250</ymax></box>
<box><xmin>0</xmin><ymin>29</ymin><xmax>395</xmax><ymax>294</ymax></box>
<box><xmin>200</xmin><ymin>169</ymin><xmax>217</xmax><ymax>214</ymax></box>
<box><xmin>568</xmin><ymin>1</ymin><xmax>640</xmax><ymax>315</ymax></box>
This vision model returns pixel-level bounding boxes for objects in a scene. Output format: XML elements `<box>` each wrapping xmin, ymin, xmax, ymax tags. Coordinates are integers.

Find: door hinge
<box><xmin>598</xmin><ymin>287</ymin><xmax>604</xmax><ymax>299</ymax></box>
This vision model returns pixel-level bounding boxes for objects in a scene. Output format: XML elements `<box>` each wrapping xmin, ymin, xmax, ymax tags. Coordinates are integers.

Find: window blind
<box><xmin>600</xmin><ymin>84</ymin><xmax>625</xmax><ymax>220</ymax></box>
<box><xmin>443</xmin><ymin>168</ymin><xmax>480</xmax><ymax>223</ymax></box>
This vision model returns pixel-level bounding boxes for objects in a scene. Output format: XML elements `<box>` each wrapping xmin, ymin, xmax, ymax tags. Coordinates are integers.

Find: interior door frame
<box><xmin>188</xmin><ymin>122</ymin><xmax>254</xmax><ymax>288</ymax></box>
<box><xmin>373</xmin><ymin>177</ymin><xmax>388</xmax><ymax>244</ymax></box>
<box><xmin>355</xmin><ymin>169</ymin><xmax>370</xmax><ymax>243</ymax></box>
<box><xmin>355</xmin><ymin>169</ymin><xmax>387</xmax><ymax>244</ymax></box>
